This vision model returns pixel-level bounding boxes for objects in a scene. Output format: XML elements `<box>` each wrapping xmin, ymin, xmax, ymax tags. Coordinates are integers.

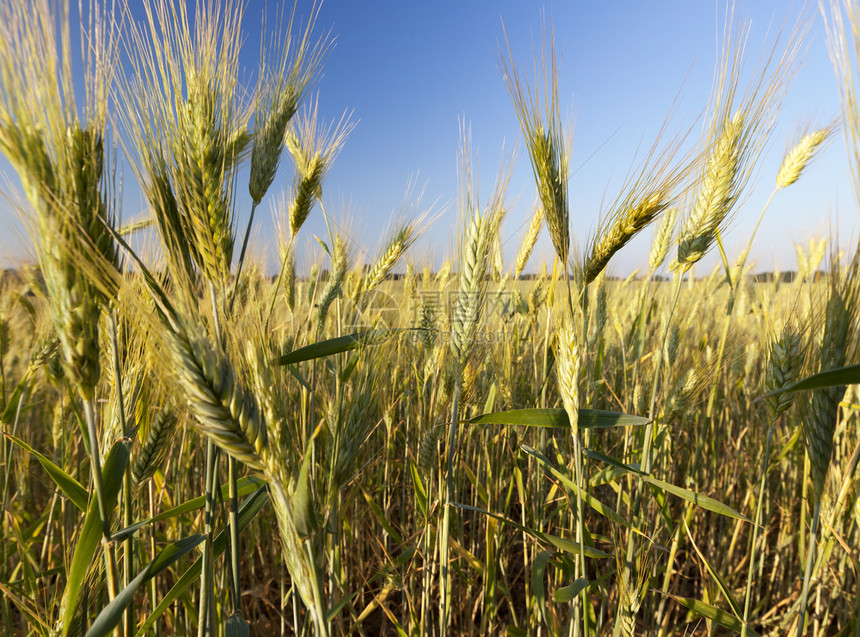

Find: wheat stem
<box><xmin>82</xmin><ymin>397</ymin><xmax>120</xmax><ymax>605</ymax></box>
<box><xmin>266</xmin><ymin>233</ymin><xmax>297</xmax><ymax>331</ymax></box>
<box><xmin>228</xmin><ymin>200</ymin><xmax>260</xmax><ymax>314</ymax></box>
<box><xmin>440</xmin><ymin>377</ymin><xmax>461</xmax><ymax>636</ymax></box>
<box><xmin>797</xmin><ymin>500</ymin><xmax>821</xmax><ymax>637</ymax></box>
<box><xmin>108</xmin><ymin>309</ymin><xmax>134</xmax><ymax>637</ymax></box>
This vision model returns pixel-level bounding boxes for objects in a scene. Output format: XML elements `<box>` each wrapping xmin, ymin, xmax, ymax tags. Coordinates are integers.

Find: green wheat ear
<box><xmin>249</xmin><ymin>3</ymin><xmax>328</xmax><ymax>205</ymax></box>
<box><xmin>451</xmin><ymin>210</ymin><xmax>491</xmax><ymax>366</ymax></box>
<box><xmin>120</xmin><ymin>0</ymin><xmax>250</xmax><ymax>290</ymax></box>
<box><xmin>167</xmin><ymin>317</ymin><xmax>268</xmax><ymax>470</ymax></box>
<box><xmin>802</xmin><ymin>255</ymin><xmax>860</xmax><ymax>500</ymax></box>
<box><xmin>765</xmin><ymin>322</ymin><xmax>802</xmax><ymax>420</ymax></box>
<box><xmin>0</xmin><ymin>1</ymin><xmax>122</xmax><ymax>401</ymax></box>
<box><xmin>583</xmin><ymin>191</ymin><xmax>669</xmax><ymax>285</ymax></box>
<box><xmin>132</xmin><ymin>409</ymin><xmax>177</xmax><ymax>487</ymax></box>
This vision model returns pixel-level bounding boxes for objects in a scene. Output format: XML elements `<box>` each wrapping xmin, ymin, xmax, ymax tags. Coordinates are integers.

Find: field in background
<box><xmin>2</xmin><ymin>257</ymin><xmax>857</xmax><ymax>635</ymax></box>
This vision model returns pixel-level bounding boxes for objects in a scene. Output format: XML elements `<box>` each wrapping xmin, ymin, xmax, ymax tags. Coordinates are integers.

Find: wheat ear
<box><xmin>249</xmin><ymin>1</ymin><xmax>328</xmax><ymax>205</ymax></box>
<box><xmin>776</xmin><ymin>128</ymin><xmax>830</xmax><ymax>189</ymax></box>
<box><xmin>286</xmin><ymin>98</ymin><xmax>354</xmax><ymax>237</ymax></box>
<box><xmin>765</xmin><ymin>322</ymin><xmax>802</xmax><ymax>420</ymax></box>
<box><xmin>678</xmin><ymin>112</ymin><xmax>745</xmax><ymax>268</ymax></box>
<box><xmin>584</xmin><ymin>191</ymin><xmax>669</xmax><ymax>284</ymax></box>
<box><xmin>451</xmin><ymin>211</ymin><xmax>492</xmax><ymax>365</ymax></box>
<box><xmin>515</xmin><ymin>206</ymin><xmax>543</xmax><ymax>277</ymax></box>
<box><xmin>802</xmin><ymin>262</ymin><xmax>859</xmax><ymax>500</ymax></box>
<box><xmin>364</xmin><ymin>222</ymin><xmax>418</xmax><ymax>293</ymax></box>
<box><xmin>317</xmin><ymin>236</ymin><xmax>348</xmax><ymax>326</ymax></box>
<box><xmin>500</xmin><ymin>30</ymin><xmax>570</xmax><ymax>265</ymax></box>
<box><xmin>555</xmin><ymin>316</ymin><xmax>581</xmax><ymax>431</ymax></box>
<box><xmin>132</xmin><ymin>409</ymin><xmax>177</xmax><ymax>486</ymax></box>
<box><xmin>166</xmin><ymin>318</ymin><xmax>267</xmax><ymax>470</ymax></box>
<box><xmin>648</xmin><ymin>207</ymin><xmax>678</xmax><ymax>272</ymax></box>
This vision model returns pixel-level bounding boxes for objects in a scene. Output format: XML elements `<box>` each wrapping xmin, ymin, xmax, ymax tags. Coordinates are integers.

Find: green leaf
<box><xmin>86</xmin><ymin>534</ymin><xmax>205</xmax><ymax>637</ymax></box>
<box><xmin>467</xmin><ymin>408</ymin><xmax>649</xmax><ymax>429</ymax></box>
<box><xmin>293</xmin><ymin>447</ymin><xmax>320</xmax><ymax>538</ymax></box>
<box><xmin>520</xmin><ymin>446</ymin><xmax>635</xmax><ymax>532</ymax></box>
<box><xmin>0</xmin><ymin>373</ymin><xmax>30</xmax><ymax>424</ymax></box>
<box><xmin>62</xmin><ymin>440</ymin><xmax>131</xmax><ymax>637</ymax></box>
<box><xmin>111</xmin><ymin>476</ymin><xmax>265</xmax><ymax>542</ymax></box>
<box><xmin>583</xmin><ymin>448</ymin><xmax>749</xmax><ymax>522</ymax></box>
<box><xmin>409</xmin><ymin>460</ymin><xmax>428</xmax><ymax>520</ymax></box>
<box><xmin>532</xmin><ymin>551</ymin><xmax>553</xmax><ymax>629</ymax></box>
<box><xmin>362</xmin><ymin>487</ymin><xmax>404</xmax><ymax>544</ymax></box>
<box><xmin>764</xmin><ymin>362</ymin><xmax>860</xmax><ymax>396</ymax></box>
<box><xmin>135</xmin><ymin>486</ymin><xmax>269</xmax><ymax>637</ymax></box>
<box><xmin>3</xmin><ymin>432</ymin><xmax>88</xmax><ymax>512</ymax></box>
<box><xmin>275</xmin><ymin>330</ymin><xmax>395</xmax><ymax>365</ymax></box>
<box><xmin>665</xmin><ymin>593</ymin><xmax>761</xmax><ymax>636</ymax></box>
<box><xmin>553</xmin><ymin>578</ymin><xmax>589</xmax><ymax>603</ymax></box>
<box><xmin>682</xmin><ymin>519</ymin><xmax>741</xmax><ymax>618</ymax></box>
<box><xmin>453</xmin><ymin>503</ymin><xmax>610</xmax><ymax>559</ymax></box>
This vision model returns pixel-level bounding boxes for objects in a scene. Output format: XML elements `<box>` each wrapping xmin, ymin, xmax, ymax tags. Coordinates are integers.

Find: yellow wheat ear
<box><xmin>776</xmin><ymin>128</ymin><xmax>832</xmax><ymax>190</ymax></box>
<box><xmin>500</xmin><ymin>23</ymin><xmax>570</xmax><ymax>266</ymax></box>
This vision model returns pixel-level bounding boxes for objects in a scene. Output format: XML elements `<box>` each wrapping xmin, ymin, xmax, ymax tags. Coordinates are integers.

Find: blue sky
<box><xmin>0</xmin><ymin>1</ymin><xmax>854</xmax><ymax>275</ymax></box>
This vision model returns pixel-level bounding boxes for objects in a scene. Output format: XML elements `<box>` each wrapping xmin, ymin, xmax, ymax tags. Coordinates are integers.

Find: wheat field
<box><xmin>1</xmin><ymin>1</ymin><xmax>859</xmax><ymax>636</ymax></box>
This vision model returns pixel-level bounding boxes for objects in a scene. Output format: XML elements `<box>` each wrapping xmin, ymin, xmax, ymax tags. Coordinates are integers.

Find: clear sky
<box><xmin>0</xmin><ymin>1</ymin><xmax>854</xmax><ymax>276</ymax></box>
